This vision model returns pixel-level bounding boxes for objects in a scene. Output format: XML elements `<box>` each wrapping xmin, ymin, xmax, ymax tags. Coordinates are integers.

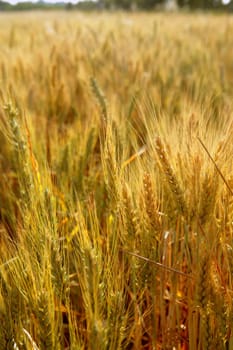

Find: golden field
<box><xmin>0</xmin><ymin>11</ymin><xmax>233</xmax><ymax>349</ymax></box>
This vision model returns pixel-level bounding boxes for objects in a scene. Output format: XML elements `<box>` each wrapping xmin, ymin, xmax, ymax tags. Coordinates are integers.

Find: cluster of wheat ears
<box><xmin>0</xmin><ymin>11</ymin><xmax>233</xmax><ymax>350</ymax></box>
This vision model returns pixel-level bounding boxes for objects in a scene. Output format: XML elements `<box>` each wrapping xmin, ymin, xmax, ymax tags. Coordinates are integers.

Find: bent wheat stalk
<box><xmin>197</xmin><ymin>137</ymin><xmax>233</xmax><ymax>196</ymax></box>
<box><xmin>122</xmin><ymin>250</ymin><xmax>194</xmax><ymax>279</ymax></box>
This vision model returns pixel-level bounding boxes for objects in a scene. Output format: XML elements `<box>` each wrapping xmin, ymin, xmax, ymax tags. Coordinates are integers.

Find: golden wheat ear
<box><xmin>155</xmin><ymin>137</ymin><xmax>188</xmax><ymax>216</ymax></box>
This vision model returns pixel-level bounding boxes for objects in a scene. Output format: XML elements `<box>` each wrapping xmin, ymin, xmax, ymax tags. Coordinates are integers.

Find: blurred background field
<box><xmin>1</xmin><ymin>11</ymin><xmax>233</xmax><ymax>350</ymax></box>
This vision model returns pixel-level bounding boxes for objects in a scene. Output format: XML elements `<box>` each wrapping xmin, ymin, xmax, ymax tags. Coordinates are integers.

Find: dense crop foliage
<box><xmin>1</xmin><ymin>11</ymin><xmax>233</xmax><ymax>349</ymax></box>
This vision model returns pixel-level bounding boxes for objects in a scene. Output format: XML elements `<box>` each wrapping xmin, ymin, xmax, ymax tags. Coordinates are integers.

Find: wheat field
<box><xmin>0</xmin><ymin>11</ymin><xmax>233</xmax><ymax>349</ymax></box>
